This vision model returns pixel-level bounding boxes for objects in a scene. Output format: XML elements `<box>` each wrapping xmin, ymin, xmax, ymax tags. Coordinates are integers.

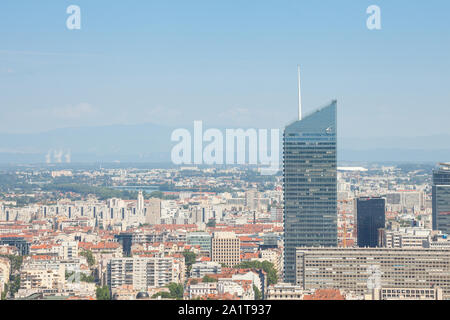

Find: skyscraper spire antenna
<box><xmin>297</xmin><ymin>65</ymin><xmax>302</xmax><ymax>120</ymax></box>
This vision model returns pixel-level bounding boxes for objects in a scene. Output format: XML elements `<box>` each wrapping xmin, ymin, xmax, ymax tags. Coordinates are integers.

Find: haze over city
<box><xmin>1</xmin><ymin>1</ymin><xmax>449</xmax><ymax>137</ymax></box>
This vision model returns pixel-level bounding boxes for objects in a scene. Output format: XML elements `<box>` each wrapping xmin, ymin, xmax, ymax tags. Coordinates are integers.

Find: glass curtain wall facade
<box><xmin>433</xmin><ymin>163</ymin><xmax>450</xmax><ymax>234</ymax></box>
<box><xmin>356</xmin><ymin>197</ymin><xmax>385</xmax><ymax>248</ymax></box>
<box><xmin>283</xmin><ymin>100</ymin><xmax>338</xmax><ymax>284</ymax></box>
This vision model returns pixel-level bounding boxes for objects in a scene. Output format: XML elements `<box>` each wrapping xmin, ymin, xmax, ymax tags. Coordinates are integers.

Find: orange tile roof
<box><xmin>303</xmin><ymin>289</ymin><xmax>345</xmax><ymax>300</ymax></box>
<box><xmin>31</xmin><ymin>255</ymin><xmax>54</xmax><ymax>260</ymax></box>
<box><xmin>198</xmin><ymin>257</ymin><xmax>211</xmax><ymax>262</ymax></box>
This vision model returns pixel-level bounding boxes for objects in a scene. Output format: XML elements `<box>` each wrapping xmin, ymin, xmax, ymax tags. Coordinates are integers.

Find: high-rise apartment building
<box><xmin>144</xmin><ymin>198</ymin><xmax>161</xmax><ymax>225</ymax></box>
<box><xmin>283</xmin><ymin>100</ymin><xmax>338</xmax><ymax>283</ymax></box>
<box><xmin>356</xmin><ymin>197</ymin><xmax>385</xmax><ymax>248</ymax></box>
<box><xmin>270</xmin><ymin>206</ymin><xmax>283</xmax><ymax>222</ymax></box>
<box><xmin>245</xmin><ymin>188</ymin><xmax>260</xmax><ymax>212</ymax></box>
<box><xmin>19</xmin><ymin>261</ymin><xmax>65</xmax><ymax>292</ymax></box>
<box><xmin>107</xmin><ymin>257</ymin><xmax>175</xmax><ymax>291</ymax></box>
<box><xmin>0</xmin><ymin>257</ymin><xmax>11</xmax><ymax>294</ymax></box>
<box><xmin>211</xmin><ymin>232</ymin><xmax>241</xmax><ymax>267</ymax></box>
<box><xmin>432</xmin><ymin>163</ymin><xmax>450</xmax><ymax>234</ymax></box>
<box><xmin>0</xmin><ymin>236</ymin><xmax>30</xmax><ymax>256</ymax></box>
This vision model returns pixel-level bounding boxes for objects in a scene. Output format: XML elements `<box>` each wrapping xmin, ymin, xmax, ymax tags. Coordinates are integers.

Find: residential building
<box><xmin>379</xmin><ymin>227</ymin><xmax>431</xmax><ymax>248</ymax></box>
<box><xmin>371</xmin><ymin>287</ymin><xmax>443</xmax><ymax>300</ymax></box>
<box><xmin>190</xmin><ymin>261</ymin><xmax>222</xmax><ymax>278</ymax></box>
<box><xmin>266</xmin><ymin>283</ymin><xmax>305</xmax><ymax>300</ymax></box>
<box><xmin>296</xmin><ymin>247</ymin><xmax>450</xmax><ymax>299</ymax></box>
<box><xmin>107</xmin><ymin>257</ymin><xmax>176</xmax><ymax>291</ymax></box>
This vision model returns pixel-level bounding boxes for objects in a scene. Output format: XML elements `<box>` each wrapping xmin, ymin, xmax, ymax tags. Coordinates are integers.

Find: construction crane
<box><xmin>343</xmin><ymin>209</ymin><xmax>347</xmax><ymax>248</ymax></box>
<box><xmin>339</xmin><ymin>199</ymin><xmax>349</xmax><ymax>248</ymax></box>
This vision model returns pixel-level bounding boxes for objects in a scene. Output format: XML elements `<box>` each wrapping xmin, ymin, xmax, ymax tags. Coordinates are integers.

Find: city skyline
<box><xmin>1</xmin><ymin>0</ymin><xmax>450</xmax><ymax>306</ymax></box>
<box><xmin>283</xmin><ymin>100</ymin><xmax>338</xmax><ymax>283</ymax></box>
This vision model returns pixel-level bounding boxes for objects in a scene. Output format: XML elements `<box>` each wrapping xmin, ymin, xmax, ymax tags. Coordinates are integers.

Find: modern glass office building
<box><xmin>283</xmin><ymin>100</ymin><xmax>338</xmax><ymax>284</ymax></box>
<box><xmin>432</xmin><ymin>163</ymin><xmax>450</xmax><ymax>234</ymax></box>
<box><xmin>187</xmin><ymin>232</ymin><xmax>212</xmax><ymax>256</ymax></box>
<box><xmin>356</xmin><ymin>197</ymin><xmax>385</xmax><ymax>248</ymax></box>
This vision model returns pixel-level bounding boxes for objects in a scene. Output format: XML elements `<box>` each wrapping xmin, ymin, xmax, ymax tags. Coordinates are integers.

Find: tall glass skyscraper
<box><xmin>283</xmin><ymin>100</ymin><xmax>338</xmax><ymax>284</ymax></box>
<box><xmin>432</xmin><ymin>163</ymin><xmax>450</xmax><ymax>234</ymax></box>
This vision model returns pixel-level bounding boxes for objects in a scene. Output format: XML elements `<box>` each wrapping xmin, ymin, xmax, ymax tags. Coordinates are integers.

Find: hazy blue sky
<box><xmin>0</xmin><ymin>0</ymin><xmax>449</xmax><ymax>138</ymax></box>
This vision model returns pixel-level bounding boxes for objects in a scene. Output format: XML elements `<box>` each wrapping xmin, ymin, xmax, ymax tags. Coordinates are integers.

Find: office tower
<box><xmin>0</xmin><ymin>236</ymin><xmax>30</xmax><ymax>255</ymax></box>
<box><xmin>401</xmin><ymin>191</ymin><xmax>424</xmax><ymax>211</ymax></box>
<box><xmin>144</xmin><ymin>198</ymin><xmax>161</xmax><ymax>225</ymax></box>
<box><xmin>114</xmin><ymin>233</ymin><xmax>133</xmax><ymax>257</ymax></box>
<box><xmin>283</xmin><ymin>99</ymin><xmax>338</xmax><ymax>283</ymax></box>
<box><xmin>191</xmin><ymin>206</ymin><xmax>213</xmax><ymax>224</ymax></box>
<box><xmin>261</xmin><ymin>233</ymin><xmax>278</xmax><ymax>249</ymax></box>
<box><xmin>432</xmin><ymin>163</ymin><xmax>450</xmax><ymax>234</ymax></box>
<box><xmin>211</xmin><ymin>232</ymin><xmax>241</xmax><ymax>267</ymax></box>
<box><xmin>356</xmin><ymin>197</ymin><xmax>385</xmax><ymax>248</ymax></box>
<box><xmin>187</xmin><ymin>232</ymin><xmax>212</xmax><ymax>256</ymax></box>
<box><xmin>245</xmin><ymin>188</ymin><xmax>260</xmax><ymax>211</ymax></box>
<box><xmin>295</xmin><ymin>247</ymin><xmax>450</xmax><ymax>299</ymax></box>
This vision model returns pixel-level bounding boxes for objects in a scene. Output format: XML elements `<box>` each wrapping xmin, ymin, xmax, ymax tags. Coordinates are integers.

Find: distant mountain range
<box><xmin>0</xmin><ymin>123</ymin><xmax>173</xmax><ymax>163</ymax></box>
<box><xmin>0</xmin><ymin>123</ymin><xmax>449</xmax><ymax>163</ymax></box>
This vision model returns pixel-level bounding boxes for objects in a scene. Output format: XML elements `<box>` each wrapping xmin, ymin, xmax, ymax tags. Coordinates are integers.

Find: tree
<box><xmin>80</xmin><ymin>273</ymin><xmax>95</xmax><ymax>283</ymax></box>
<box><xmin>182</xmin><ymin>251</ymin><xmax>196</xmax><ymax>273</ymax></box>
<box><xmin>253</xmin><ymin>285</ymin><xmax>262</xmax><ymax>300</ymax></box>
<box><xmin>206</xmin><ymin>219</ymin><xmax>216</xmax><ymax>228</ymax></box>
<box><xmin>167</xmin><ymin>282</ymin><xmax>184</xmax><ymax>299</ymax></box>
<box><xmin>148</xmin><ymin>191</ymin><xmax>165</xmax><ymax>199</ymax></box>
<box><xmin>0</xmin><ymin>255</ymin><xmax>23</xmax><ymax>297</ymax></box>
<box><xmin>261</xmin><ymin>261</ymin><xmax>278</xmax><ymax>285</ymax></box>
<box><xmin>65</xmin><ymin>271</ymin><xmax>74</xmax><ymax>280</ymax></box>
<box><xmin>152</xmin><ymin>291</ymin><xmax>172</xmax><ymax>299</ymax></box>
<box><xmin>80</xmin><ymin>250</ymin><xmax>95</xmax><ymax>267</ymax></box>
<box><xmin>182</xmin><ymin>251</ymin><xmax>196</xmax><ymax>266</ymax></box>
<box><xmin>0</xmin><ymin>255</ymin><xmax>22</xmax><ymax>272</ymax></box>
<box><xmin>9</xmin><ymin>275</ymin><xmax>20</xmax><ymax>295</ymax></box>
<box><xmin>152</xmin><ymin>283</ymin><xmax>184</xmax><ymax>299</ymax></box>
<box><xmin>96</xmin><ymin>286</ymin><xmax>111</xmax><ymax>300</ymax></box>
<box><xmin>234</xmin><ymin>260</ymin><xmax>278</xmax><ymax>285</ymax></box>
<box><xmin>202</xmin><ymin>275</ymin><xmax>217</xmax><ymax>283</ymax></box>
<box><xmin>148</xmin><ymin>191</ymin><xmax>178</xmax><ymax>200</ymax></box>
<box><xmin>1</xmin><ymin>284</ymin><xmax>7</xmax><ymax>300</ymax></box>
